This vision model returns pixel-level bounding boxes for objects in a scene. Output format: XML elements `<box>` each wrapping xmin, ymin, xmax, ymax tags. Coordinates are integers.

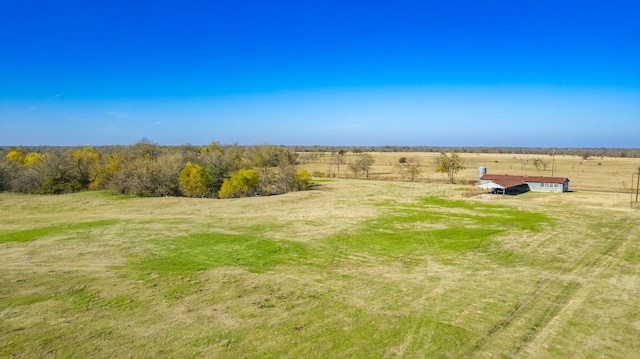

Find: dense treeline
<box><xmin>0</xmin><ymin>140</ymin><xmax>311</xmax><ymax>198</ymax></box>
<box><xmin>2</xmin><ymin>142</ymin><xmax>638</xmax><ymax>196</ymax></box>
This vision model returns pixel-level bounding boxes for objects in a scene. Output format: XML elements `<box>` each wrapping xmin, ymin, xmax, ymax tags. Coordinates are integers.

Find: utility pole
<box><xmin>636</xmin><ymin>166</ymin><xmax>640</xmax><ymax>203</ymax></box>
<box><xmin>551</xmin><ymin>148</ymin><xmax>555</xmax><ymax>177</ymax></box>
<box><xmin>632</xmin><ymin>173</ymin><xmax>635</xmax><ymax>209</ymax></box>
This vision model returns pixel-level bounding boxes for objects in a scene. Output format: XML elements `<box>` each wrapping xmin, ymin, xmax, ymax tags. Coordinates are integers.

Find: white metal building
<box><xmin>479</xmin><ymin>173</ymin><xmax>570</xmax><ymax>194</ymax></box>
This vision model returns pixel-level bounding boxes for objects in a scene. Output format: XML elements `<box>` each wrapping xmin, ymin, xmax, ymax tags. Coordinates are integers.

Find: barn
<box><xmin>477</xmin><ymin>167</ymin><xmax>569</xmax><ymax>194</ymax></box>
<box><xmin>521</xmin><ymin>175</ymin><xmax>570</xmax><ymax>192</ymax></box>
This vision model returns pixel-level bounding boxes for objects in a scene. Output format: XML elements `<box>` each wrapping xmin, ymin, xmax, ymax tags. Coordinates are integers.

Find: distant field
<box><xmin>1</xmin><ymin>179</ymin><xmax>639</xmax><ymax>358</ymax></box>
<box><xmin>298</xmin><ymin>151</ymin><xmax>640</xmax><ymax>192</ymax></box>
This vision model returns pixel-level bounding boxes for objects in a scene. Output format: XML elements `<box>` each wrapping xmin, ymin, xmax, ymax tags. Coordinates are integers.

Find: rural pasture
<box><xmin>1</xmin><ymin>154</ymin><xmax>639</xmax><ymax>358</ymax></box>
<box><xmin>300</xmin><ymin>151</ymin><xmax>640</xmax><ymax>192</ymax></box>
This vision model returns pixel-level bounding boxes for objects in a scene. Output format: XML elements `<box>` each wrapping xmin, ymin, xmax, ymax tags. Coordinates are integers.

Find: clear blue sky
<box><xmin>1</xmin><ymin>1</ymin><xmax>639</xmax><ymax>147</ymax></box>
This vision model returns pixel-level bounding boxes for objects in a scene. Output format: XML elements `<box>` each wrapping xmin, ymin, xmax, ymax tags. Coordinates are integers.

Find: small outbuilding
<box><xmin>478</xmin><ymin>171</ymin><xmax>569</xmax><ymax>195</ymax></box>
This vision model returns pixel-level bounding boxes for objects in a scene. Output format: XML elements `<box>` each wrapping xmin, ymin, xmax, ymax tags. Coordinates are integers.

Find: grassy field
<box><xmin>1</xmin><ymin>175</ymin><xmax>640</xmax><ymax>357</ymax></box>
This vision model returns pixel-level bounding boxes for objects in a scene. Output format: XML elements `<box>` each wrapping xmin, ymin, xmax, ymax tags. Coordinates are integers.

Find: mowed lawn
<box><xmin>1</xmin><ymin>180</ymin><xmax>639</xmax><ymax>358</ymax></box>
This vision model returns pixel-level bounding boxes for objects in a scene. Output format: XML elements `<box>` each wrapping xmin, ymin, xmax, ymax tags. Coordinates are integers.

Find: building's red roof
<box><xmin>492</xmin><ymin>176</ymin><xmax>528</xmax><ymax>188</ymax></box>
<box><xmin>521</xmin><ymin>176</ymin><xmax>569</xmax><ymax>184</ymax></box>
<box><xmin>481</xmin><ymin>174</ymin><xmax>568</xmax><ymax>188</ymax></box>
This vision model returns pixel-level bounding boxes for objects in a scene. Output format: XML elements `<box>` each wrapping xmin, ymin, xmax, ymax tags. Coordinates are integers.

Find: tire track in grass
<box><xmin>393</xmin><ymin>282</ymin><xmax>444</xmax><ymax>357</ymax></box>
<box><xmin>466</xmin><ymin>217</ymin><xmax>635</xmax><ymax>358</ymax></box>
<box><xmin>519</xmin><ymin>217</ymin><xmax>639</xmax><ymax>357</ymax></box>
<box><xmin>465</xmin><ymin>271</ymin><xmax>565</xmax><ymax>357</ymax></box>
<box><xmin>506</xmin><ymin>281</ymin><xmax>581</xmax><ymax>357</ymax></box>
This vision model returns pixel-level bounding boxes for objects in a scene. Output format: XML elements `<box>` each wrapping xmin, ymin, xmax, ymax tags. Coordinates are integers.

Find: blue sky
<box><xmin>1</xmin><ymin>1</ymin><xmax>639</xmax><ymax>147</ymax></box>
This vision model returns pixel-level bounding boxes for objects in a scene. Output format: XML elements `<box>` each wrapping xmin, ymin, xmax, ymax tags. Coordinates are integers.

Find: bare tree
<box><xmin>348</xmin><ymin>153</ymin><xmax>375</xmax><ymax>179</ymax></box>
<box><xmin>404</xmin><ymin>157</ymin><xmax>423</xmax><ymax>182</ymax></box>
<box><xmin>435</xmin><ymin>152</ymin><xmax>465</xmax><ymax>184</ymax></box>
<box><xmin>359</xmin><ymin>153</ymin><xmax>375</xmax><ymax>179</ymax></box>
<box><xmin>333</xmin><ymin>150</ymin><xmax>345</xmax><ymax>174</ymax></box>
<box><xmin>532</xmin><ymin>158</ymin><xmax>549</xmax><ymax>171</ymax></box>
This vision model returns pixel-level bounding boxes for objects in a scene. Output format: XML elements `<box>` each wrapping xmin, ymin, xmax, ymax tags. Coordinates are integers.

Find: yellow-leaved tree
<box><xmin>296</xmin><ymin>169</ymin><xmax>312</xmax><ymax>190</ymax></box>
<box><xmin>179</xmin><ymin>161</ymin><xmax>210</xmax><ymax>197</ymax></box>
<box><xmin>23</xmin><ymin>153</ymin><xmax>44</xmax><ymax>166</ymax></box>
<box><xmin>218</xmin><ymin>169</ymin><xmax>259</xmax><ymax>199</ymax></box>
<box><xmin>5</xmin><ymin>150</ymin><xmax>25</xmax><ymax>165</ymax></box>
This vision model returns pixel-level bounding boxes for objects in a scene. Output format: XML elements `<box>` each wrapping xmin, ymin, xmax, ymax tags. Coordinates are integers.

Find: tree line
<box><xmin>0</xmin><ymin>140</ymin><xmax>311</xmax><ymax>198</ymax></box>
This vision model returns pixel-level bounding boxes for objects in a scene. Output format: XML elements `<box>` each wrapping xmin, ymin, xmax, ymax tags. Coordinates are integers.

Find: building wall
<box><xmin>506</xmin><ymin>184</ymin><xmax>530</xmax><ymax>195</ymax></box>
<box><xmin>527</xmin><ymin>181</ymin><xmax>566</xmax><ymax>192</ymax></box>
<box><xmin>480</xmin><ymin>178</ymin><xmax>569</xmax><ymax>193</ymax></box>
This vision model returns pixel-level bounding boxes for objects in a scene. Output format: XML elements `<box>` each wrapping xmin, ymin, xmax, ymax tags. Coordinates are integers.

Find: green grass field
<box><xmin>1</xmin><ymin>179</ymin><xmax>639</xmax><ymax>358</ymax></box>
